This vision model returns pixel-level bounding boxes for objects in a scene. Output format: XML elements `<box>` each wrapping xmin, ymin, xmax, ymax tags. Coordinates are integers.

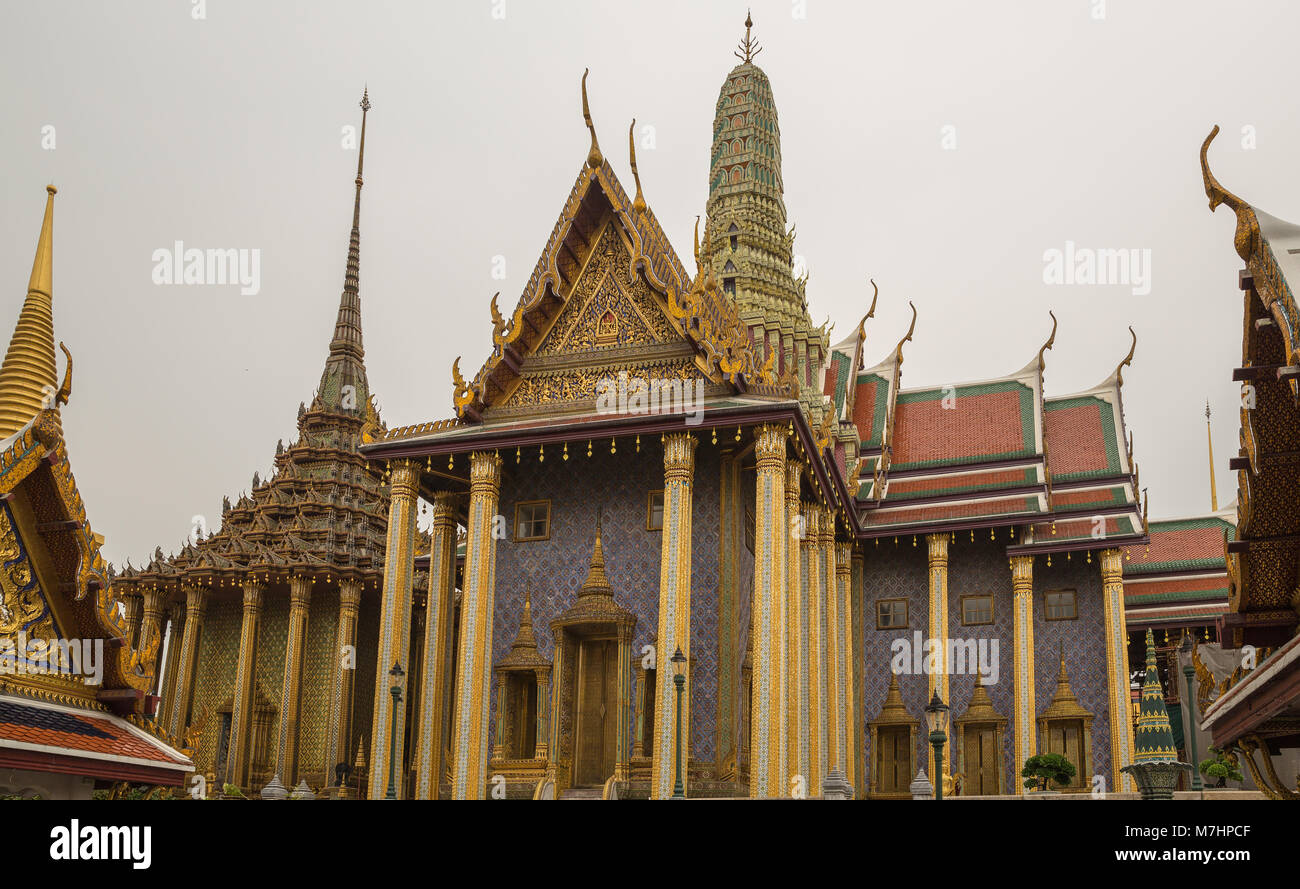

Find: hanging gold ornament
<box><xmin>611</xmin><ymin>437</ymin><xmax>616</xmax><ymax>455</ymax></box>
<box><xmin>516</xmin><ymin>447</ymin><xmax>521</xmax><ymax>464</ymax></box>
<box><xmin>539</xmin><ymin>444</ymin><xmax>545</xmax><ymax>463</ymax></box>
<box><xmin>735</xmin><ymin>426</ymin><xmax>742</xmax><ymax>442</ymax></box>
<box><xmin>563</xmin><ymin>442</ymin><xmax>569</xmax><ymax>462</ymax></box>
<box><xmin>587</xmin><ymin>440</ymin><xmax>593</xmax><ymax>458</ymax></box>
<box><xmin>636</xmin><ymin>434</ymin><xmax>641</xmax><ymax>453</ymax></box>
<box><xmin>712</xmin><ymin>427</ymin><xmax>717</xmax><ymax>445</ymax></box>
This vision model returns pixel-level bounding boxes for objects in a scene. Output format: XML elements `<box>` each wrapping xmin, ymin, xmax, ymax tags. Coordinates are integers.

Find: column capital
<box><xmin>1099</xmin><ymin>547</ymin><xmax>1124</xmax><ymax>580</ymax></box>
<box><xmin>1010</xmin><ymin>554</ymin><xmax>1034</xmax><ymax>588</ymax></box>
<box><xmin>835</xmin><ymin>540</ymin><xmax>852</xmax><ymax>573</ymax></box>
<box><xmin>337</xmin><ymin>577</ymin><xmax>363</xmax><ymax>610</ymax></box>
<box><xmin>431</xmin><ymin>490</ymin><xmax>459</xmax><ymax>523</ymax></box>
<box><xmin>754</xmin><ymin>423</ymin><xmax>787</xmax><ymax>470</ymax></box>
<box><xmin>818</xmin><ymin>509</ymin><xmax>835</xmax><ymax>546</ymax></box>
<box><xmin>182</xmin><ymin>584</ymin><xmax>209</xmax><ymax>614</ymax></box>
<box><xmin>141</xmin><ymin>586</ymin><xmax>168</xmax><ymax>622</ymax></box>
<box><xmin>926</xmin><ymin>532</ymin><xmax>949</xmax><ymax>565</ymax></box>
<box><xmin>784</xmin><ymin>459</ymin><xmax>802</xmax><ymax>500</ymax></box>
<box><xmin>468</xmin><ymin>450</ymin><xmax>503</xmax><ymax>493</ymax></box>
<box><xmin>803</xmin><ymin>504</ymin><xmax>819</xmax><ymax>542</ymax></box>
<box><xmin>241</xmin><ymin>580</ymin><xmax>265</xmax><ymax>611</ymax></box>
<box><xmin>663</xmin><ymin>431</ymin><xmax>697</xmax><ymax>479</ymax></box>
<box><xmin>289</xmin><ymin>575</ymin><xmax>313</xmax><ymax>610</ymax></box>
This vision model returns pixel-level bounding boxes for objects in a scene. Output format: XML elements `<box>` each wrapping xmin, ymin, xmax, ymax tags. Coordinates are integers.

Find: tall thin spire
<box><xmin>1205</xmin><ymin>400</ymin><xmax>1218</xmax><ymax>511</ymax></box>
<box><xmin>0</xmin><ymin>186</ymin><xmax>59</xmax><ymax>438</ymax></box>
<box><xmin>735</xmin><ymin>10</ymin><xmax>762</xmax><ymax>62</ymax></box>
<box><xmin>316</xmin><ymin>91</ymin><xmax>372</xmax><ymax>417</ymax></box>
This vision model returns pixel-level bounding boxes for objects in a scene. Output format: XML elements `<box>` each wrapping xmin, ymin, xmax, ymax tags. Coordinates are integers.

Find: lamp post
<box><xmin>1179</xmin><ymin>632</ymin><xmax>1204</xmax><ymax>792</ymax></box>
<box><xmin>670</xmin><ymin>646</ymin><xmax>687</xmax><ymax>800</ymax></box>
<box><xmin>385</xmin><ymin>661</ymin><xmax>405</xmax><ymax>800</ymax></box>
<box><xmin>924</xmin><ymin>690</ymin><xmax>950</xmax><ymax>801</ymax></box>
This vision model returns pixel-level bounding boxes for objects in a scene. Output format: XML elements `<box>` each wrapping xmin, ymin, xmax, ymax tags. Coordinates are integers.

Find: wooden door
<box><xmin>574</xmin><ymin>638</ymin><xmax>617</xmax><ymax>786</ymax></box>
<box><xmin>962</xmin><ymin>724</ymin><xmax>999</xmax><ymax>795</ymax></box>
<box><xmin>876</xmin><ymin>726</ymin><xmax>910</xmax><ymax>794</ymax></box>
<box><xmin>1046</xmin><ymin>720</ymin><xmax>1084</xmax><ymax>788</ymax></box>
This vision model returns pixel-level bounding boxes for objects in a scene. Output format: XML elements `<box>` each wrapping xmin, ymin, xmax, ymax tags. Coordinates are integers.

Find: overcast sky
<box><xmin>3</xmin><ymin>0</ymin><xmax>1297</xmax><ymax>565</ymax></box>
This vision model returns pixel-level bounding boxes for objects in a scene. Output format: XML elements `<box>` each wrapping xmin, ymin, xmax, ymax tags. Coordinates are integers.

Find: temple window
<box><xmin>877</xmin><ymin>598</ymin><xmax>908</xmax><ymax>629</ymax></box>
<box><xmin>504</xmin><ymin>672</ymin><xmax>538</xmax><ymax>758</ymax></box>
<box><xmin>728</xmin><ymin>223</ymin><xmax>739</xmax><ymax>252</ymax></box>
<box><xmin>875</xmin><ymin>725</ymin><xmax>912</xmax><ymax>794</ymax></box>
<box><xmin>723</xmin><ymin>278</ymin><xmax>736</xmax><ymax>295</ymax></box>
<box><xmin>646</xmin><ymin>490</ymin><xmax>664</xmax><ymax>530</ymax></box>
<box><xmin>514</xmin><ymin>500</ymin><xmax>551</xmax><ymax>541</ymax></box>
<box><xmin>1044</xmin><ymin>589</ymin><xmax>1077</xmax><ymax>621</ymax></box>
<box><xmin>961</xmin><ymin>595</ymin><xmax>993</xmax><ymax>626</ymax></box>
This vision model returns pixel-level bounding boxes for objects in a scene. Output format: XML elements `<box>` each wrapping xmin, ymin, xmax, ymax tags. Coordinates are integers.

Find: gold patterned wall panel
<box><xmin>189</xmin><ymin>596</ymin><xmax>240</xmax><ymax>776</ymax></box>
<box><xmin>350</xmin><ymin>586</ymin><xmax>381</xmax><ymax>780</ymax></box>
<box><xmin>298</xmin><ymin>591</ymin><xmax>340</xmax><ymax>786</ymax></box>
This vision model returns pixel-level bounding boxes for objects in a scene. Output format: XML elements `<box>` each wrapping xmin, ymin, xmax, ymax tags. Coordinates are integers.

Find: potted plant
<box><xmin>1198</xmin><ymin>747</ymin><xmax>1243</xmax><ymax>788</ymax></box>
<box><xmin>1021</xmin><ymin>753</ymin><xmax>1076</xmax><ymax>794</ymax></box>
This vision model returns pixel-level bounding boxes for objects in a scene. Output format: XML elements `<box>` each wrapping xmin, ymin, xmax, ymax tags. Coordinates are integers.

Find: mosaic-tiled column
<box><xmin>818</xmin><ymin>509</ymin><xmax>836</xmax><ymax>779</ymax></box>
<box><xmin>168</xmin><ymin>585</ymin><xmax>207</xmax><ymax>737</ymax></box>
<box><xmin>140</xmin><ymin>587</ymin><xmax>167</xmax><ymax>678</ymax></box>
<box><xmin>850</xmin><ymin>549</ymin><xmax>865</xmax><ymax>797</ymax></box>
<box><xmin>650</xmin><ymin>432</ymin><xmax>696</xmax><ymax>799</ymax></box>
<box><xmin>534</xmin><ymin>667</ymin><xmax>550</xmax><ymax>760</ymax></box>
<box><xmin>451</xmin><ymin>451</ymin><xmax>503</xmax><ymax>800</ymax></box>
<box><xmin>805</xmin><ymin>506</ymin><xmax>824</xmax><ymax>793</ymax></box>
<box><xmin>1010</xmin><ymin>554</ymin><xmax>1036</xmax><ymax>795</ymax></box>
<box><xmin>784</xmin><ymin>462</ymin><xmax>804</xmax><ymax>793</ymax></box>
<box><xmin>158</xmin><ymin>600</ymin><xmax>185</xmax><ymax>729</ymax></box>
<box><xmin>633</xmin><ymin>666</ymin><xmax>647</xmax><ymax>760</ymax></box>
<box><xmin>749</xmin><ymin>424</ymin><xmax>787</xmax><ymax>797</ymax></box>
<box><xmin>1101</xmin><ymin>547</ymin><xmax>1135</xmax><ymax>792</ymax></box>
<box><xmin>616</xmin><ymin>622</ymin><xmax>634</xmax><ymax>782</ymax></box>
<box><xmin>275</xmin><ymin>575</ymin><xmax>312</xmax><ymax>784</ymax></box>
<box><xmin>227</xmin><ymin>579</ymin><xmax>265</xmax><ymax>788</ymax></box>
<box><xmin>835</xmin><ymin>541</ymin><xmax>853</xmax><ymax>784</ymax></box>
<box><xmin>325</xmin><ymin>578</ymin><xmax>362</xmax><ymax>783</ymax></box>
<box><xmin>926</xmin><ymin>533</ymin><xmax>950</xmax><ymax>787</ymax></box>
<box><xmin>368</xmin><ymin>458</ymin><xmax>421</xmax><ymax>800</ymax></box>
<box><xmin>414</xmin><ymin>491</ymin><xmax>458</xmax><ymax>799</ymax></box>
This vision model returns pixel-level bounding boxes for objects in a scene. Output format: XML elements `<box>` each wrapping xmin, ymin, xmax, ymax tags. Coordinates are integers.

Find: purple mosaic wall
<box><xmin>489</xmin><ymin>439</ymin><xmax>722</xmax><ymax>761</ymax></box>
<box><xmin>858</xmin><ymin>535</ymin><xmax>1113</xmax><ymax>794</ymax></box>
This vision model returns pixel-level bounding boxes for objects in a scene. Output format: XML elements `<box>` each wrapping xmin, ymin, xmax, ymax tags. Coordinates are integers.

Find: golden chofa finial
<box><xmin>1200</xmin><ymin>125</ymin><xmax>1260</xmax><ymax>262</ymax></box>
<box><xmin>857</xmin><ymin>279</ymin><xmax>879</xmax><ymax>343</ymax></box>
<box><xmin>1037</xmin><ymin>310</ymin><xmax>1058</xmax><ymax>368</ymax></box>
<box><xmin>581</xmin><ymin>68</ymin><xmax>603</xmax><ymax>169</ymax></box>
<box><xmin>893</xmin><ymin>300</ymin><xmax>917</xmax><ymax>363</ymax></box>
<box><xmin>735</xmin><ymin>10</ymin><xmax>762</xmax><ymax>63</ymax></box>
<box><xmin>628</xmin><ymin>119</ymin><xmax>646</xmax><ymax>215</ymax></box>
<box><xmin>1113</xmin><ymin>325</ymin><xmax>1137</xmax><ymax>388</ymax></box>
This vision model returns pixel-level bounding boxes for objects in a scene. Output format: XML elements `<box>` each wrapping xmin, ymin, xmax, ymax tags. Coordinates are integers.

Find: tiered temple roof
<box><xmin>1123</xmin><ymin>511</ymin><xmax>1234</xmax><ymax>630</ymax></box>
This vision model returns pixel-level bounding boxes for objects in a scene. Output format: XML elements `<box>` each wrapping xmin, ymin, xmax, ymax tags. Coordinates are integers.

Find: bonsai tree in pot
<box><xmin>1198</xmin><ymin>747</ymin><xmax>1243</xmax><ymax>788</ymax></box>
<box><xmin>1021</xmin><ymin>753</ymin><xmax>1076</xmax><ymax>793</ymax></box>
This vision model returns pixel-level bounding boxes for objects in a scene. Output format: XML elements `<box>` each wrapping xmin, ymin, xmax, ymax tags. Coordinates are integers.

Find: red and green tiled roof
<box><xmin>1124</xmin><ymin>516</ymin><xmax>1234</xmax><ymax>576</ymax></box>
<box><xmin>1025</xmin><ymin>514</ymin><xmax>1140</xmax><ymax>544</ymax></box>
<box><xmin>885</xmin><ymin>467</ymin><xmax>1039</xmax><ymax>501</ymax></box>
<box><xmin>861</xmin><ymin>495</ymin><xmax>1043</xmax><ymax>528</ymax></box>
<box><xmin>823</xmin><ymin>349</ymin><xmax>853</xmax><ymax>418</ymax></box>
<box><xmin>1125</xmin><ymin>603</ymin><xmax>1230</xmax><ymax>626</ymax></box>
<box><xmin>1044</xmin><ymin>395</ymin><xmax>1123</xmax><ymax>481</ymax></box>
<box><xmin>852</xmin><ymin>372</ymin><xmax>890</xmax><ymax>449</ymax></box>
<box><xmin>1124</xmin><ymin>574</ymin><xmax>1229</xmax><ymax>606</ymax></box>
<box><xmin>1049</xmin><ymin>485</ymin><xmax>1130</xmax><ymax>512</ymax></box>
<box><xmin>891</xmin><ymin>381</ymin><xmax>1036</xmax><ymax>470</ymax></box>
<box><xmin>0</xmin><ymin>697</ymin><xmax>190</xmax><ymax>767</ymax></box>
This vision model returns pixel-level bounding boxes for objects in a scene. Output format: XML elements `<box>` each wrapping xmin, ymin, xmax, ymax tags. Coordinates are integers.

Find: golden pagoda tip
<box><xmin>47</xmin><ymin>184</ymin><xmax>57</xmax><ymax>196</ymax></box>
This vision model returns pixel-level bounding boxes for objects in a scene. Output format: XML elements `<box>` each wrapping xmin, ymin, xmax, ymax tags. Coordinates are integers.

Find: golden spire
<box><xmin>577</xmin><ymin>508</ymin><xmax>612</xmax><ymax>599</ymax></box>
<box><xmin>734</xmin><ymin>10</ymin><xmax>762</xmax><ymax>63</ymax></box>
<box><xmin>329</xmin><ymin>88</ymin><xmax>369</xmax><ymax>363</ymax></box>
<box><xmin>1206</xmin><ymin>400</ymin><xmax>1218</xmax><ymax>511</ymax></box>
<box><xmin>0</xmin><ymin>185</ymin><xmax>59</xmax><ymax>438</ymax></box>
<box><xmin>581</xmin><ymin>69</ymin><xmax>603</xmax><ymax>169</ymax></box>
<box><xmin>628</xmin><ymin>119</ymin><xmax>646</xmax><ymax>215</ymax></box>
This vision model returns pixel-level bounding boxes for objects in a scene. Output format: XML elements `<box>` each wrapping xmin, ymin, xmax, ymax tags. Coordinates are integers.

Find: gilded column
<box><xmin>835</xmin><ymin>541</ymin><xmax>853</xmax><ymax>786</ymax></box>
<box><xmin>274</xmin><ymin>575</ymin><xmax>312</xmax><ymax>784</ymax></box>
<box><xmin>450</xmin><ymin>450</ymin><xmax>503</xmax><ymax>800</ymax></box>
<box><xmin>124</xmin><ymin>593</ymin><xmax>143</xmax><ymax>650</ymax></box>
<box><xmin>491</xmin><ymin>673</ymin><xmax>508</xmax><ymax>760</ymax></box>
<box><xmin>717</xmin><ymin>450</ymin><xmax>741</xmax><ymax>769</ymax></box>
<box><xmin>139</xmin><ymin>588</ymin><xmax>167</xmax><ymax>674</ymax></box>
<box><xmin>325</xmin><ymin>578</ymin><xmax>362</xmax><ymax>781</ymax></box>
<box><xmin>413</xmin><ymin>491</ymin><xmax>458</xmax><ymax>799</ymax></box>
<box><xmin>650</xmin><ymin>432</ymin><xmax>696</xmax><ymax>799</ymax></box>
<box><xmin>534</xmin><ymin>667</ymin><xmax>550</xmax><ymax>760</ymax></box>
<box><xmin>167</xmin><ymin>585</ymin><xmax>207</xmax><ymax>737</ymax></box>
<box><xmin>805</xmin><ymin>506</ymin><xmax>823</xmax><ymax>793</ymax></box>
<box><xmin>819</xmin><ymin>509</ymin><xmax>837</xmax><ymax>779</ymax></box>
<box><xmin>783</xmin><ymin>462</ymin><xmax>804</xmax><ymax>793</ymax></box>
<box><xmin>850</xmin><ymin>549</ymin><xmax>865</xmax><ymax>796</ymax></box>
<box><xmin>1101</xmin><ymin>547</ymin><xmax>1135</xmax><ymax>792</ymax></box>
<box><xmin>158</xmin><ymin>600</ymin><xmax>185</xmax><ymax>729</ymax></box>
<box><xmin>633</xmin><ymin>667</ymin><xmax>647</xmax><ymax>760</ymax></box>
<box><xmin>368</xmin><ymin>457</ymin><xmax>420</xmax><ymax>800</ymax></box>
<box><xmin>749</xmin><ymin>424</ymin><xmax>787</xmax><ymax>797</ymax></box>
<box><xmin>615</xmin><ymin>622</ymin><xmax>634</xmax><ymax>781</ymax></box>
<box><xmin>1011</xmin><ymin>554</ymin><xmax>1036</xmax><ymax>795</ymax></box>
<box><xmin>926</xmin><ymin>533</ymin><xmax>950</xmax><ymax>788</ymax></box>
<box><xmin>226</xmin><ymin>579</ymin><xmax>265</xmax><ymax>788</ymax></box>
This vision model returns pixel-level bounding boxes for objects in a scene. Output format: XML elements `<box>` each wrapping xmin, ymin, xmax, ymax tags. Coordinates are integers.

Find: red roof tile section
<box><xmin>1044</xmin><ymin>403</ymin><xmax>1108</xmax><ymax>476</ymax></box>
<box><xmin>893</xmin><ymin>390</ymin><xmax>1027</xmax><ymax>466</ymax></box>
<box><xmin>0</xmin><ymin>704</ymin><xmax>186</xmax><ymax>765</ymax></box>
